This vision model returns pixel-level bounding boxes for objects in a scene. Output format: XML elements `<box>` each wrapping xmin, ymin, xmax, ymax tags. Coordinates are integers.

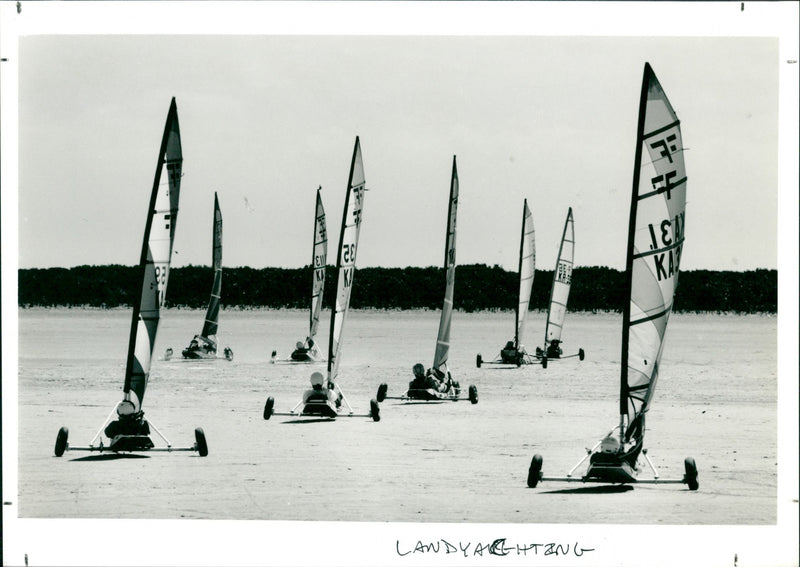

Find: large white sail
<box><xmin>543</xmin><ymin>208</ymin><xmax>575</xmax><ymax>346</ymax></box>
<box><xmin>515</xmin><ymin>199</ymin><xmax>535</xmax><ymax>349</ymax></box>
<box><xmin>200</xmin><ymin>192</ymin><xmax>222</xmax><ymax>341</ymax></box>
<box><xmin>124</xmin><ymin>98</ymin><xmax>182</xmax><ymax>412</ymax></box>
<box><xmin>310</xmin><ymin>187</ymin><xmax>328</xmax><ymax>341</ymax></box>
<box><xmin>327</xmin><ymin>137</ymin><xmax>365</xmax><ymax>383</ymax></box>
<box><xmin>432</xmin><ymin>156</ymin><xmax>459</xmax><ymax>373</ymax></box>
<box><xmin>620</xmin><ymin>62</ymin><xmax>687</xmax><ymax>438</ymax></box>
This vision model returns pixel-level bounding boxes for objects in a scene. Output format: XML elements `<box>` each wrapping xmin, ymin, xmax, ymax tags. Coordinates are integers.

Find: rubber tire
<box><xmin>224</xmin><ymin>347</ymin><xmax>234</xmax><ymax>361</ymax></box>
<box><xmin>55</xmin><ymin>426</ymin><xmax>68</xmax><ymax>457</ymax></box>
<box><xmin>542</xmin><ymin>356</ymin><xmax>548</xmax><ymax>369</ymax></box>
<box><xmin>263</xmin><ymin>396</ymin><xmax>275</xmax><ymax>420</ymax></box>
<box><xmin>684</xmin><ymin>457</ymin><xmax>699</xmax><ymax>490</ymax></box>
<box><xmin>468</xmin><ymin>385</ymin><xmax>478</xmax><ymax>404</ymax></box>
<box><xmin>579</xmin><ymin>348</ymin><xmax>585</xmax><ymax>361</ymax></box>
<box><xmin>527</xmin><ymin>454</ymin><xmax>543</xmax><ymax>488</ymax></box>
<box><xmin>370</xmin><ymin>399</ymin><xmax>381</xmax><ymax>422</ymax></box>
<box><xmin>516</xmin><ymin>356</ymin><xmax>522</xmax><ymax>367</ymax></box>
<box><xmin>377</xmin><ymin>383</ymin><xmax>388</xmax><ymax>403</ymax></box>
<box><xmin>476</xmin><ymin>354</ymin><xmax>482</xmax><ymax>368</ymax></box>
<box><xmin>195</xmin><ymin>427</ymin><xmax>209</xmax><ymax>457</ymax></box>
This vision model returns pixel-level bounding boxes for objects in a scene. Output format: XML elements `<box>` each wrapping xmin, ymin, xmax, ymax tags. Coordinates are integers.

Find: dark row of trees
<box><xmin>18</xmin><ymin>264</ymin><xmax>777</xmax><ymax>313</ymax></box>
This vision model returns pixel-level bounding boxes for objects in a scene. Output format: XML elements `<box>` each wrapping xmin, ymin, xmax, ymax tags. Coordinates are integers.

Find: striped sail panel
<box><xmin>201</xmin><ymin>193</ymin><xmax>223</xmax><ymax>340</ymax></box>
<box><xmin>622</xmin><ymin>64</ymin><xmax>687</xmax><ymax>425</ymax></box>
<box><xmin>544</xmin><ymin>208</ymin><xmax>574</xmax><ymax>345</ymax></box>
<box><xmin>433</xmin><ymin>156</ymin><xmax>459</xmax><ymax>373</ymax></box>
<box><xmin>310</xmin><ymin>187</ymin><xmax>328</xmax><ymax>340</ymax></box>
<box><xmin>126</xmin><ymin>98</ymin><xmax>182</xmax><ymax>411</ymax></box>
<box><xmin>515</xmin><ymin>200</ymin><xmax>535</xmax><ymax>349</ymax></box>
<box><xmin>328</xmin><ymin>137</ymin><xmax>365</xmax><ymax>383</ymax></box>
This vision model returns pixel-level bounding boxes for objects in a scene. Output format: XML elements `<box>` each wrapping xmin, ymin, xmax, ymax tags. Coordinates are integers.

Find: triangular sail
<box><xmin>310</xmin><ymin>187</ymin><xmax>328</xmax><ymax>341</ymax></box>
<box><xmin>123</xmin><ymin>98</ymin><xmax>182</xmax><ymax>412</ymax></box>
<box><xmin>200</xmin><ymin>192</ymin><xmax>223</xmax><ymax>341</ymax></box>
<box><xmin>515</xmin><ymin>199</ymin><xmax>535</xmax><ymax>349</ymax></box>
<box><xmin>543</xmin><ymin>208</ymin><xmax>575</xmax><ymax>346</ymax></box>
<box><xmin>327</xmin><ymin>137</ymin><xmax>365</xmax><ymax>383</ymax></box>
<box><xmin>620</xmin><ymin>63</ymin><xmax>687</xmax><ymax>440</ymax></box>
<box><xmin>432</xmin><ymin>156</ymin><xmax>459</xmax><ymax>373</ymax></box>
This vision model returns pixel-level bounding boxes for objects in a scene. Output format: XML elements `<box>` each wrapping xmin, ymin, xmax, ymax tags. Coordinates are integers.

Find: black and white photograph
<box><xmin>2</xmin><ymin>2</ymin><xmax>798</xmax><ymax>566</ymax></box>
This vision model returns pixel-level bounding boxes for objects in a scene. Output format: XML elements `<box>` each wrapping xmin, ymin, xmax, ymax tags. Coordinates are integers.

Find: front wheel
<box><xmin>684</xmin><ymin>457</ymin><xmax>699</xmax><ymax>490</ymax></box>
<box><xmin>468</xmin><ymin>385</ymin><xmax>478</xmax><ymax>404</ymax></box>
<box><xmin>55</xmin><ymin>426</ymin><xmax>69</xmax><ymax>457</ymax></box>
<box><xmin>476</xmin><ymin>354</ymin><xmax>482</xmax><ymax>368</ymax></box>
<box><xmin>263</xmin><ymin>396</ymin><xmax>275</xmax><ymax>420</ymax></box>
<box><xmin>376</xmin><ymin>383</ymin><xmax>388</xmax><ymax>403</ymax></box>
<box><xmin>527</xmin><ymin>454</ymin><xmax>543</xmax><ymax>488</ymax></box>
<box><xmin>224</xmin><ymin>347</ymin><xmax>234</xmax><ymax>361</ymax></box>
<box><xmin>578</xmin><ymin>348</ymin><xmax>585</xmax><ymax>361</ymax></box>
<box><xmin>195</xmin><ymin>427</ymin><xmax>209</xmax><ymax>457</ymax></box>
<box><xmin>370</xmin><ymin>399</ymin><xmax>381</xmax><ymax>422</ymax></box>
<box><xmin>541</xmin><ymin>356</ymin><xmax>548</xmax><ymax>369</ymax></box>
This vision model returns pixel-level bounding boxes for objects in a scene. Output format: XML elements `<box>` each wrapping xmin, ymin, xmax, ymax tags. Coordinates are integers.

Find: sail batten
<box><xmin>620</xmin><ymin>63</ymin><xmax>687</xmax><ymax>439</ymax></box>
<box><xmin>432</xmin><ymin>156</ymin><xmax>459</xmax><ymax>373</ymax></box>
<box><xmin>328</xmin><ymin>138</ymin><xmax>365</xmax><ymax>383</ymax></box>
<box><xmin>123</xmin><ymin>98</ymin><xmax>182</xmax><ymax>411</ymax></box>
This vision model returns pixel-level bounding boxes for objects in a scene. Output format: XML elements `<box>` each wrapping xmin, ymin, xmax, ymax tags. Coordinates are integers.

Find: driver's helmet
<box><xmin>310</xmin><ymin>371</ymin><xmax>325</xmax><ymax>387</ymax></box>
<box><xmin>117</xmin><ymin>399</ymin><xmax>136</xmax><ymax>417</ymax></box>
<box><xmin>412</xmin><ymin>363</ymin><xmax>425</xmax><ymax>378</ymax></box>
<box><xmin>505</xmin><ymin>341</ymin><xmax>515</xmax><ymax>350</ymax></box>
<box><xmin>296</xmin><ymin>341</ymin><xmax>305</xmax><ymax>350</ymax></box>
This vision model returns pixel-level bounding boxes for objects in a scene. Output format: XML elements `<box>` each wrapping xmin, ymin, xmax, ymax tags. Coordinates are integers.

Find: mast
<box><xmin>432</xmin><ymin>155</ymin><xmax>458</xmax><ymax>373</ymax></box>
<box><xmin>123</xmin><ymin>98</ymin><xmax>182</xmax><ymax>411</ymax></box>
<box><xmin>514</xmin><ymin>200</ymin><xmax>526</xmax><ymax>348</ymax></box>
<box><xmin>620</xmin><ymin>64</ymin><xmax>653</xmax><ymax>430</ymax></box>
<box><xmin>327</xmin><ymin>137</ymin><xmax>365</xmax><ymax>383</ymax></box>
<box><xmin>201</xmin><ymin>192</ymin><xmax>222</xmax><ymax>340</ymax></box>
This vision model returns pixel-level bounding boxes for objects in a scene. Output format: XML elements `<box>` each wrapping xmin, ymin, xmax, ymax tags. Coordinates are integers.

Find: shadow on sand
<box><xmin>538</xmin><ymin>484</ymin><xmax>634</xmax><ymax>495</ymax></box>
<box><xmin>70</xmin><ymin>453</ymin><xmax>150</xmax><ymax>462</ymax></box>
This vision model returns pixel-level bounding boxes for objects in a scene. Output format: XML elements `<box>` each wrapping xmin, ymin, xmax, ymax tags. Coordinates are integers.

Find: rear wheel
<box><xmin>468</xmin><ymin>385</ymin><xmax>478</xmax><ymax>404</ymax></box>
<box><xmin>476</xmin><ymin>354</ymin><xmax>482</xmax><ymax>368</ymax></box>
<box><xmin>55</xmin><ymin>426</ymin><xmax>69</xmax><ymax>457</ymax></box>
<box><xmin>579</xmin><ymin>348</ymin><xmax>585</xmax><ymax>361</ymax></box>
<box><xmin>542</xmin><ymin>356</ymin><xmax>548</xmax><ymax>369</ymax></box>
<box><xmin>527</xmin><ymin>454</ymin><xmax>543</xmax><ymax>488</ymax></box>
<box><xmin>195</xmin><ymin>428</ymin><xmax>208</xmax><ymax>457</ymax></box>
<box><xmin>684</xmin><ymin>457</ymin><xmax>699</xmax><ymax>490</ymax></box>
<box><xmin>370</xmin><ymin>399</ymin><xmax>381</xmax><ymax>422</ymax></box>
<box><xmin>263</xmin><ymin>396</ymin><xmax>275</xmax><ymax>420</ymax></box>
<box><xmin>377</xmin><ymin>383</ymin><xmax>388</xmax><ymax>403</ymax></box>
<box><xmin>516</xmin><ymin>355</ymin><xmax>522</xmax><ymax>367</ymax></box>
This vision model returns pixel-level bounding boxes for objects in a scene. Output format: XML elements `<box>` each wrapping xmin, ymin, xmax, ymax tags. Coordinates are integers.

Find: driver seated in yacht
<box><xmin>303</xmin><ymin>371</ymin><xmax>341</xmax><ymax>408</ymax></box>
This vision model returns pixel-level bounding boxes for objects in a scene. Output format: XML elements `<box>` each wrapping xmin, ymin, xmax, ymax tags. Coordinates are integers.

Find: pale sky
<box><xmin>10</xmin><ymin>11</ymin><xmax>788</xmax><ymax>273</ymax></box>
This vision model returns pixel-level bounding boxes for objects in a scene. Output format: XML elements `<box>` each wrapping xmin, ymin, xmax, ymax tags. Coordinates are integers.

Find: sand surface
<box><xmin>7</xmin><ymin>308</ymin><xmax>793</xmax><ymax>566</ymax></box>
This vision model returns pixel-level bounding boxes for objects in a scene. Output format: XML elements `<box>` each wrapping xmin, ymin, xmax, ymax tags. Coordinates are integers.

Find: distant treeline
<box><xmin>18</xmin><ymin>264</ymin><xmax>777</xmax><ymax>313</ymax></box>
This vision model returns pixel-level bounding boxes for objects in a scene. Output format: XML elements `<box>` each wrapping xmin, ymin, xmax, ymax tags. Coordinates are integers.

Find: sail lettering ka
<box><xmin>342</xmin><ymin>267</ymin><xmax>353</xmax><ymax>288</ymax></box>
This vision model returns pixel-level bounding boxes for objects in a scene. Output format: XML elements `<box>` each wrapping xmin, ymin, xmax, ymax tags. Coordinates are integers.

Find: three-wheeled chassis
<box><xmin>525</xmin><ymin>429</ymin><xmax>698</xmax><ymax>490</ymax></box>
<box><xmin>376</xmin><ymin>383</ymin><xmax>479</xmax><ymax>404</ymax></box>
<box><xmin>54</xmin><ymin>403</ymin><xmax>208</xmax><ymax>457</ymax></box>
<box><xmin>476</xmin><ymin>348</ymin><xmax>585</xmax><ymax>369</ymax></box>
<box><xmin>263</xmin><ymin>392</ymin><xmax>381</xmax><ymax>421</ymax></box>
